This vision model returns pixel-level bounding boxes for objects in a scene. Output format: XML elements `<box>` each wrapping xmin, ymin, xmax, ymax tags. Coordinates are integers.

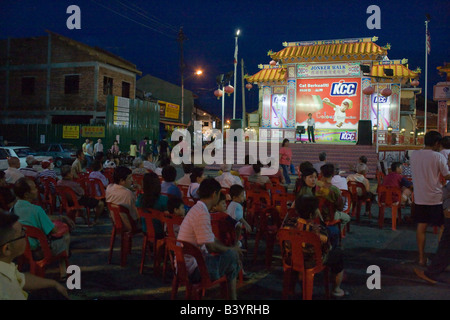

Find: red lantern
<box><xmin>381</xmin><ymin>88</ymin><xmax>392</xmax><ymax>97</ymax></box>
<box><xmin>214</xmin><ymin>89</ymin><xmax>223</xmax><ymax>99</ymax></box>
<box><xmin>411</xmin><ymin>79</ymin><xmax>419</xmax><ymax>87</ymax></box>
<box><xmin>245</xmin><ymin>83</ymin><xmax>253</xmax><ymax>91</ymax></box>
<box><xmin>224</xmin><ymin>85</ymin><xmax>234</xmax><ymax>96</ymax></box>
<box><xmin>269</xmin><ymin>60</ymin><xmax>277</xmax><ymax>66</ymax></box>
<box><xmin>363</xmin><ymin>86</ymin><xmax>375</xmax><ymax>95</ymax></box>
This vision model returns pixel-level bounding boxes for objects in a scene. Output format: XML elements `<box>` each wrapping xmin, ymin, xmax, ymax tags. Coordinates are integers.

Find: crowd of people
<box><xmin>0</xmin><ymin>131</ymin><xmax>449</xmax><ymax>300</ymax></box>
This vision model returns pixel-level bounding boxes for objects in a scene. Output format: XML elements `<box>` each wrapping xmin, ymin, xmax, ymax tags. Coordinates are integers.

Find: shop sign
<box><xmin>62</xmin><ymin>126</ymin><xmax>80</xmax><ymax>139</ymax></box>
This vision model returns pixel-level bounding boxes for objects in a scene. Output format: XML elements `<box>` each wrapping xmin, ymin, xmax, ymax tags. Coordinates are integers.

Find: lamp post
<box><xmin>233</xmin><ymin>29</ymin><xmax>240</xmax><ymax>120</ymax></box>
<box><xmin>216</xmin><ymin>71</ymin><xmax>234</xmax><ymax>133</ymax></box>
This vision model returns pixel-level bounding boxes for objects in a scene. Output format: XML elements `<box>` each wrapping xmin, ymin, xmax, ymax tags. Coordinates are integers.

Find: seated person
<box><xmin>0</xmin><ymin>211</ymin><xmax>69</xmax><ymax>300</ymax></box>
<box><xmin>167</xmin><ymin>197</ymin><xmax>186</xmax><ymax>238</ymax></box>
<box><xmin>88</xmin><ymin>160</ymin><xmax>109</xmax><ymax>188</ymax></box>
<box><xmin>58</xmin><ymin>165</ymin><xmax>104</xmax><ymax>225</ymax></box>
<box><xmin>103</xmin><ymin>153</ymin><xmax>117</xmax><ymax>169</ymax></box>
<box><xmin>71</xmin><ymin>150</ymin><xmax>85</xmax><ymax>180</ymax></box>
<box><xmin>5</xmin><ymin>157</ymin><xmax>24</xmax><ymax>184</ymax></box>
<box><xmin>161</xmin><ymin>165</ymin><xmax>182</xmax><ymax>199</ymax></box>
<box><xmin>346</xmin><ymin>163</ymin><xmax>375</xmax><ymax>214</ymax></box>
<box><xmin>132</xmin><ymin>158</ymin><xmax>148</xmax><ymax>175</ymax></box>
<box><xmin>226</xmin><ymin>185</ymin><xmax>252</xmax><ymax>234</ymax></box>
<box><xmin>20</xmin><ymin>155</ymin><xmax>40</xmax><ymax>179</ymax></box>
<box><xmin>12</xmin><ymin>178</ymin><xmax>73</xmax><ymax>281</ymax></box>
<box><xmin>382</xmin><ymin>162</ymin><xmax>413</xmax><ymax>206</ymax></box>
<box><xmin>176</xmin><ymin>163</ymin><xmax>193</xmax><ymax>186</ymax></box>
<box><xmin>238</xmin><ymin>155</ymin><xmax>256</xmax><ymax>176</ymax></box>
<box><xmin>187</xmin><ymin>167</ymin><xmax>205</xmax><ymax>200</ymax></box>
<box><xmin>282</xmin><ymin>194</ymin><xmax>346</xmax><ymax>297</ymax></box>
<box><xmin>106</xmin><ymin>166</ymin><xmax>141</xmax><ymax>231</ymax></box>
<box><xmin>143</xmin><ymin>152</ymin><xmax>156</xmax><ymax>173</ymax></box>
<box><xmin>177</xmin><ymin>178</ymin><xmax>242</xmax><ymax>300</ymax></box>
<box><xmin>248</xmin><ymin>163</ymin><xmax>270</xmax><ymax>189</ymax></box>
<box><xmin>0</xmin><ymin>171</ymin><xmax>17</xmax><ymax>210</ymax></box>
<box><xmin>215</xmin><ymin>164</ymin><xmax>243</xmax><ymax>189</ymax></box>
<box><xmin>210</xmin><ymin>191</ymin><xmax>228</xmax><ymax>213</ymax></box>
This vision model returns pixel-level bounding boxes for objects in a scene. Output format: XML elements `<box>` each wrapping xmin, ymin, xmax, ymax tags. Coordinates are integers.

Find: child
<box><xmin>211</xmin><ymin>191</ymin><xmax>228</xmax><ymax>213</ymax></box>
<box><xmin>226</xmin><ymin>185</ymin><xmax>252</xmax><ymax>235</ymax></box>
<box><xmin>188</xmin><ymin>167</ymin><xmax>204</xmax><ymax>200</ymax></box>
<box><xmin>167</xmin><ymin>197</ymin><xmax>185</xmax><ymax>238</ymax></box>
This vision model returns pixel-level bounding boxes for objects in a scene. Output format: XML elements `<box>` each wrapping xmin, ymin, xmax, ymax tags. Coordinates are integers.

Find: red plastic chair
<box><xmin>159</xmin><ymin>213</ymin><xmax>184</xmax><ymax>281</ymax></box>
<box><xmin>183</xmin><ymin>196</ymin><xmax>197</xmax><ymax>208</ymax></box>
<box><xmin>103</xmin><ymin>168</ymin><xmax>115</xmax><ymax>184</ymax></box>
<box><xmin>178</xmin><ymin>185</ymin><xmax>190</xmax><ymax>198</ymax></box>
<box><xmin>272</xmin><ymin>192</ymin><xmax>295</xmax><ymax>220</ymax></box>
<box><xmin>139</xmin><ymin>208</ymin><xmax>166</xmax><ymax>275</ymax></box>
<box><xmin>167</xmin><ymin>238</ymin><xmax>229</xmax><ymax>300</ymax></box>
<box><xmin>245</xmin><ymin>189</ymin><xmax>272</xmax><ymax>228</ymax></box>
<box><xmin>340</xmin><ymin>189</ymin><xmax>352</xmax><ymax>235</ymax></box>
<box><xmin>318</xmin><ymin>197</ymin><xmax>343</xmax><ymax>245</ymax></box>
<box><xmin>253</xmin><ymin>206</ymin><xmax>281</xmax><ymax>269</ymax></box>
<box><xmin>376</xmin><ymin>170</ymin><xmax>385</xmax><ymax>192</ymax></box>
<box><xmin>56</xmin><ymin>185</ymin><xmax>90</xmax><ymax>225</ymax></box>
<box><xmin>132</xmin><ymin>174</ymin><xmax>145</xmax><ymax>195</ymax></box>
<box><xmin>107</xmin><ymin>202</ymin><xmax>141</xmax><ymax>267</ymax></box>
<box><xmin>88</xmin><ymin>178</ymin><xmax>106</xmax><ymax>200</ymax></box>
<box><xmin>75</xmin><ymin>177</ymin><xmax>90</xmax><ymax>197</ymax></box>
<box><xmin>22</xmin><ymin>225</ymin><xmax>69</xmax><ymax>278</ymax></box>
<box><xmin>347</xmin><ymin>181</ymin><xmax>372</xmax><ymax>222</ymax></box>
<box><xmin>377</xmin><ymin>185</ymin><xmax>403</xmax><ymax>230</ymax></box>
<box><xmin>41</xmin><ymin>177</ymin><xmax>57</xmax><ymax>215</ymax></box>
<box><xmin>278</xmin><ymin>228</ymin><xmax>330</xmax><ymax>300</ymax></box>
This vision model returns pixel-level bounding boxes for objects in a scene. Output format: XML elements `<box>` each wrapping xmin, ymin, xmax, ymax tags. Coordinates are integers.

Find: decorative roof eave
<box><xmin>246</xmin><ymin>67</ymin><xmax>287</xmax><ymax>84</ymax></box>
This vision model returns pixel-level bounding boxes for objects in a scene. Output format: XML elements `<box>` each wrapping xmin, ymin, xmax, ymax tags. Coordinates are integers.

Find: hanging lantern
<box><xmin>245</xmin><ymin>83</ymin><xmax>253</xmax><ymax>91</ymax></box>
<box><xmin>363</xmin><ymin>86</ymin><xmax>375</xmax><ymax>95</ymax></box>
<box><xmin>224</xmin><ymin>85</ymin><xmax>234</xmax><ymax>96</ymax></box>
<box><xmin>381</xmin><ymin>87</ymin><xmax>392</xmax><ymax>97</ymax></box>
<box><xmin>411</xmin><ymin>79</ymin><xmax>419</xmax><ymax>87</ymax></box>
<box><xmin>269</xmin><ymin>60</ymin><xmax>277</xmax><ymax>66</ymax></box>
<box><xmin>214</xmin><ymin>89</ymin><xmax>223</xmax><ymax>99</ymax></box>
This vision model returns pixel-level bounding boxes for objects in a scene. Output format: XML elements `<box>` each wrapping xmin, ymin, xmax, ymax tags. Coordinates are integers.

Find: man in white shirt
<box><xmin>306</xmin><ymin>113</ymin><xmax>316</xmax><ymax>143</ymax></box>
<box><xmin>177</xmin><ymin>178</ymin><xmax>242</xmax><ymax>300</ymax></box>
<box><xmin>94</xmin><ymin>139</ymin><xmax>104</xmax><ymax>159</ymax></box>
<box><xmin>215</xmin><ymin>164</ymin><xmax>243</xmax><ymax>189</ymax></box>
<box><xmin>20</xmin><ymin>156</ymin><xmax>40</xmax><ymax>179</ymax></box>
<box><xmin>5</xmin><ymin>157</ymin><xmax>24</xmax><ymax>184</ymax></box>
<box><xmin>410</xmin><ymin>131</ymin><xmax>450</xmax><ymax>266</ymax></box>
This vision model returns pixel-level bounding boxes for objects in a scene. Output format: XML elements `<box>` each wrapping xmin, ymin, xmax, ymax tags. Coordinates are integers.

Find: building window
<box><xmin>203</xmin><ymin>122</ymin><xmax>209</xmax><ymax>127</ymax></box>
<box><xmin>64</xmin><ymin>75</ymin><xmax>80</xmax><ymax>94</ymax></box>
<box><xmin>21</xmin><ymin>77</ymin><xmax>35</xmax><ymax>95</ymax></box>
<box><xmin>103</xmin><ymin>76</ymin><xmax>113</xmax><ymax>95</ymax></box>
<box><xmin>122</xmin><ymin>81</ymin><xmax>130</xmax><ymax>98</ymax></box>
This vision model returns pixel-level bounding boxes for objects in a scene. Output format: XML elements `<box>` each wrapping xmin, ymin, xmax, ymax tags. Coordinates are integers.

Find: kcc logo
<box><xmin>331</xmin><ymin>80</ymin><xmax>358</xmax><ymax>96</ymax></box>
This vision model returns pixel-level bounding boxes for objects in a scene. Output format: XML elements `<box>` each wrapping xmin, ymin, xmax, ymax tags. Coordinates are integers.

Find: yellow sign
<box><xmin>81</xmin><ymin>126</ymin><xmax>105</xmax><ymax>138</ymax></box>
<box><xmin>165</xmin><ymin>103</ymin><xmax>180</xmax><ymax>119</ymax></box>
<box><xmin>62</xmin><ymin>126</ymin><xmax>80</xmax><ymax>139</ymax></box>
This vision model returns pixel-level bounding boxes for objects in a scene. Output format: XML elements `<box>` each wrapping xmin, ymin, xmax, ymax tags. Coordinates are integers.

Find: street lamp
<box><xmin>181</xmin><ymin>69</ymin><xmax>203</xmax><ymax>124</ymax></box>
<box><xmin>233</xmin><ymin>29</ymin><xmax>240</xmax><ymax>119</ymax></box>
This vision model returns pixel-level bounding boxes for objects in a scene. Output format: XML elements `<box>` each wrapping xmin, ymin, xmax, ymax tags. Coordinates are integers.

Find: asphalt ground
<box><xmin>32</xmin><ymin>167</ymin><xmax>450</xmax><ymax>302</ymax></box>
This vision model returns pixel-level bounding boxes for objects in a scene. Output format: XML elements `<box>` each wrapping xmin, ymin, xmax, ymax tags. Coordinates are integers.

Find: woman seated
<box><xmin>282</xmin><ymin>194</ymin><xmax>347</xmax><ymax>297</ymax></box>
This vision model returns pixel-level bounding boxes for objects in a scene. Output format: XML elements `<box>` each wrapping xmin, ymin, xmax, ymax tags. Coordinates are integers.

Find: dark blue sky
<box><xmin>1</xmin><ymin>0</ymin><xmax>449</xmax><ymax>120</ymax></box>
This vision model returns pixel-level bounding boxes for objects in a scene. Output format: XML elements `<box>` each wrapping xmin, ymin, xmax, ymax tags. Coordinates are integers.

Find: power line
<box><xmin>90</xmin><ymin>0</ymin><xmax>177</xmax><ymax>39</ymax></box>
<box><xmin>115</xmin><ymin>0</ymin><xmax>179</xmax><ymax>33</ymax></box>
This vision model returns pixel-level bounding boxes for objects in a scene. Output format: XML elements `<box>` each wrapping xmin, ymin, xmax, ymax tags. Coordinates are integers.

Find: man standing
<box><xmin>306</xmin><ymin>113</ymin><xmax>316</xmax><ymax>143</ymax></box>
<box><xmin>139</xmin><ymin>137</ymin><xmax>151</xmax><ymax>159</ymax></box>
<box><xmin>94</xmin><ymin>139</ymin><xmax>104</xmax><ymax>160</ymax></box>
<box><xmin>177</xmin><ymin>178</ymin><xmax>242</xmax><ymax>300</ymax></box>
<box><xmin>410</xmin><ymin>131</ymin><xmax>450</xmax><ymax>267</ymax></box>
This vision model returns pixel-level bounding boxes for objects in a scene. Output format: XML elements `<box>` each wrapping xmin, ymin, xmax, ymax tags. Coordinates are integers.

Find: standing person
<box><xmin>177</xmin><ymin>178</ymin><xmax>242</xmax><ymax>300</ymax></box>
<box><xmin>84</xmin><ymin>139</ymin><xmax>94</xmax><ymax>168</ymax></box>
<box><xmin>158</xmin><ymin>136</ymin><xmax>170</xmax><ymax>164</ymax></box>
<box><xmin>410</xmin><ymin>131</ymin><xmax>450</xmax><ymax>266</ymax></box>
<box><xmin>440</xmin><ymin>136</ymin><xmax>450</xmax><ymax>161</ymax></box>
<box><xmin>129</xmin><ymin>140</ymin><xmax>138</xmax><ymax>163</ymax></box>
<box><xmin>306</xmin><ymin>113</ymin><xmax>316</xmax><ymax>143</ymax></box>
<box><xmin>110</xmin><ymin>140</ymin><xmax>121</xmax><ymax>166</ymax></box>
<box><xmin>280</xmin><ymin>139</ymin><xmax>294</xmax><ymax>185</ymax></box>
<box><xmin>82</xmin><ymin>139</ymin><xmax>89</xmax><ymax>155</ymax></box>
<box><xmin>139</xmin><ymin>137</ymin><xmax>149</xmax><ymax>159</ymax></box>
<box><xmin>94</xmin><ymin>139</ymin><xmax>104</xmax><ymax>160</ymax></box>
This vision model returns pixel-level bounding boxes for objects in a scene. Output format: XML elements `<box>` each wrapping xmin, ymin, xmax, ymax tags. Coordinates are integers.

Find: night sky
<box><xmin>1</xmin><ymin>0</ymin><xmax>449</xmax><ymax>121</ymax></box>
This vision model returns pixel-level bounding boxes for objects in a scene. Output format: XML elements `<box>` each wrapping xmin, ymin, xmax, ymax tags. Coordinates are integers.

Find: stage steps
<box><xmin>203</xmin><ymin>142</ymin><xmax>378</xmax><ymax>179</ymax></box>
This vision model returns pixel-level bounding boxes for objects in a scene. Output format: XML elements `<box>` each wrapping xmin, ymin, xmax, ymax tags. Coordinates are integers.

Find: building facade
<box><xmin>0</xmin><ymin>30</ymin><xmax>141</xmax><ymax>125</ymax></box>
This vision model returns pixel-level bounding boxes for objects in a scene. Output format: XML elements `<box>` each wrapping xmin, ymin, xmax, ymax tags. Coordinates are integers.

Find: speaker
<box><xmin>357</xmin><ymin>120</ymin><xmax>372</xmax><ymax>145</ymax></box>
<box><xmin>296</xmin><ymin>126</ymin><xmax>305</xmax><ymax>134</ymax></box>
<box><xmin>230</xmin><ymin>119</ymin><xmax>242</xmax><ymax>130</ymax></box>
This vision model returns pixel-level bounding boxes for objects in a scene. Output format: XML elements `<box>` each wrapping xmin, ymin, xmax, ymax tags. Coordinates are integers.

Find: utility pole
<box><xmin>177</xmin><ymin>27</ymin><xmax>187</xmax><ymax>125</ymax></box>
<box><xmin>241</xmin><ymin>58</ymin><xmax>246</xmax><ymax>128</ymax></box>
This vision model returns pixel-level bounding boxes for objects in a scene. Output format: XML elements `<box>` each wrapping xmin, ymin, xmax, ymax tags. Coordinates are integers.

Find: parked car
<box><xmin>35</xmin><ymin>143</ymin><xmax>78</xmax><ymax>167</ymax></box>
<box><xmin>0</xmin><ymin>148</ymin><xmax>9</xmax><ymax>171</ymax></box>
<box><xmin>0</xmin><ymin>146</ymin><xmax>53</xmax><ymax>168</ymax></box>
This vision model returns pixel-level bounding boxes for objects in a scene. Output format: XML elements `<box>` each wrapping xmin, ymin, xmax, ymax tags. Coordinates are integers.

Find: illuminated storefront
<box><xmin>247</xmin><ymin>37</ymin><xmax>420</xmax><ymax>144</ymax></box>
